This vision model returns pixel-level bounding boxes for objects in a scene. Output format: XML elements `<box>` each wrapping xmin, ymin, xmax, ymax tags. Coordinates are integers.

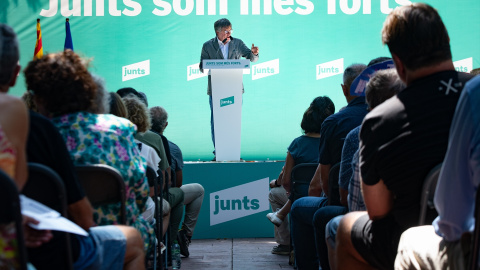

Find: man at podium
<box><xmin>199</xmin><ymin>18</ymin><xmax>259</xmax><ymax>159</ymax></box>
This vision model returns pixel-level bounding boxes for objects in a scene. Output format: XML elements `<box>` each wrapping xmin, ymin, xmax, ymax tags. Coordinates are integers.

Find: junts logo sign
<box><xmin>122</xmin><ymin>60</ymin><xmax>150</xmax><ymax>81</ymax></box>
<box><xmin>316</xmin><ymin>58</ymin><xmax>344</xmax><ymax>80</ymax></box>
<box><xmin>210</xmin><ymin>178</ymin><xmax>270</xmax><ymax>226</ymax></box>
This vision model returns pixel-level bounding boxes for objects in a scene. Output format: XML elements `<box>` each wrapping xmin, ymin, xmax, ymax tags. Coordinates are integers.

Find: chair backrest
<box><xmin>418</xmin><ymin>163</ymin><xmax>442</xmax><ymax>225</ymax></box>
<box><xmin>469</xmin><ymin>188</ymin><xmax>480</xmax><ymax>270</ymax></box>
<box><xmin>0</xmin><ymin>170</ymin><xmax>28</xmax><ymax>270</ymax></box>
<box><xmin>327</xmin><ymin>162</ymin><xmax>341</xmax><ymax>206</ymax></box>
<box><xmin>75</xmin><ymin>164</ymin><xmax>127</xmax><ymax>224</ymax></box>
<box><xmin>22</xmin><ymin>162</ymin><xmax>73</xmax><ymax>270</ymax></box>
<box><xmin>291</xmin><ymin>163</ymin><xmax>318</xmax><ymax>202</ymax></box>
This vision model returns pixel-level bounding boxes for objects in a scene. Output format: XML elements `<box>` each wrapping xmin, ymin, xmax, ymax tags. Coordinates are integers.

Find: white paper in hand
<box><xmin>20</xmin><ymin>195</ymin><xmax>88</xmax><ymax>236</ymax></box>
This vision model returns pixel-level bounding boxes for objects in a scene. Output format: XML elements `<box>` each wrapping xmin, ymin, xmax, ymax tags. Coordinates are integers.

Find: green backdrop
<box><xmin>3</xmin><ymin>0</ymin><xmax>479</xmax><ymax>161</ymax></box>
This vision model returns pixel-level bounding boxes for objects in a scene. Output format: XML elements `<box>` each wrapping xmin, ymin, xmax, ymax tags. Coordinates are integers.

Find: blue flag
<box><xmin>64</xmin><ymin>18</ymin><xmax>74</xmax><ymax>51</ymax></box>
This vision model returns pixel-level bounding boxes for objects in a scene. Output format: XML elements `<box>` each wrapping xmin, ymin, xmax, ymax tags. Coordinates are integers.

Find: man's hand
<box><xmin>251</xmin><ymin>44</ymin><xmax>259</xmax><ymax>55</ymax></box>
<box><xmin>23</xmin><ymin>215</ymin><xmax>53</xmax><ymax>248</ymax></box>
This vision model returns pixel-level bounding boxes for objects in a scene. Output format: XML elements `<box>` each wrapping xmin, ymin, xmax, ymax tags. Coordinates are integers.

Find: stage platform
<box><xmin>182</xmin><ymin>161</ymin><xmax>285</xmax><ymax>239</ymax></box>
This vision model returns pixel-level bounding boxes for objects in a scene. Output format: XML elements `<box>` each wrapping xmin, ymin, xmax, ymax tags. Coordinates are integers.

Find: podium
<box><xmin>203</xmin><ymin>59</ymin><xmax>251</xmax><ymax>161</ymax></box>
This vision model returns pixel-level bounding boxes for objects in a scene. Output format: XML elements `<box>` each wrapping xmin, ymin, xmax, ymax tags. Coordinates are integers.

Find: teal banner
<box><xmin>182</xmin><ymin>161</ymin><xmax>284</xmax><ymax>239</ymax></box>
<box><xmin>3</xmin><ymin>0</ymin><xmax>479</xmax><ymax>160</ymax></box>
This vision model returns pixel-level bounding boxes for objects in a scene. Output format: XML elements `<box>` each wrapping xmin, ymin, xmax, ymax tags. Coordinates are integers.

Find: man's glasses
<box><xmin>224</xmin><ymin>29</ymin><xmax>233</xmax><ymax>34</ymax></box>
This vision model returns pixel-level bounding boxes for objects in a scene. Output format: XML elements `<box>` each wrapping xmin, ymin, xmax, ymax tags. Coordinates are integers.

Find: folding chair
<box><xmin>0</xmin><ymin>169</ymin><xmax>28</xmax><ymax>270</ymax></box>
<box><xmin>146</xmin><ymin>166</ymin><xmax>165</xmax><ymax>270</ymax></box>
<box><xmin>418</xmin><ymin>163</ymin><xmax>442</xmax><ymax>225</ymax></box>
<box><xmin>75</xmin><ymin>164</ymin><xmax>127</xmax><ymax>224</ymax></box>
<box><xmin>469</xmin><ymin>188</ymin><xmax>480</xmax><ymax>270</ymax></box>
<box><xmin>290</xmin><ymin>163</ymin><xmax>318</xmax><ymax>203</ymax></box>
<box><xmin>289</xmin><ymin>163</ymin><xmax>318</xmax><ymax>268</ymax></box>
<box><xmin>327</xmin><ymin>162</ymin><xmax>341</xmax><ymax>206</ymax></box>
<box><xmin>22</xmin><ymin>162</ymin><xmax>73</xmax><ymax>270</ymax></box>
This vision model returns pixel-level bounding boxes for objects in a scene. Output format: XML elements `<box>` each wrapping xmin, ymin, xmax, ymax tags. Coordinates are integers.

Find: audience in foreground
<box><xmin>265</xmin><ymin>96</ymin><xmax>335</xmax><ymax>256</ymax></box>
<box><xmin>291</xmin><ymin>63</ymin><xmax>367</xmax><ymax>269</ymax></box>
<box><xmin>335</xmin><ymin>3</ymin><xmax>474</xmax><ymax>269</ymax></box>
<box><xmin>150</xmin><ymin>106</ymin><xmax>205</xmax><ymax>258</ymax></box>
<box><xmin>24</xmin><ymin>50</ymin><xmax>155</xmax><ymax>258</ymax></box>
<box><xmin>325</xmin><ymin>68</ymin><xmax>404</xmax><ymax>269</ymax></box>
<box><xmin>395</xmin><ymin>75</ymin><xmax>480</xmax><ymax>270</ymax></box>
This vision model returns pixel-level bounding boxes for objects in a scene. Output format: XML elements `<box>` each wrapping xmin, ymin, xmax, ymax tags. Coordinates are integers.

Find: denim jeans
<box><xmin>291</xmin><ymin>196</ymin><xmax>328</xmax><ymax>270</ymax></box>
<box><xmin>313</xmin><ymin>206</ymin><xmax>348</xmax><ymax>270</ymax></box>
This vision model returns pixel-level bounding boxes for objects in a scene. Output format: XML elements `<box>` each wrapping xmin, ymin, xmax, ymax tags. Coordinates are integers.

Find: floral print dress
<box><xmin>0</xmin><ymin>125</ymin><xmax>20</xmax><ymax>269</ymax></box>
<box><xmin>52</xmin><ymin>112</ymin><xmax>154</xmax><ymax>251</ymax></box>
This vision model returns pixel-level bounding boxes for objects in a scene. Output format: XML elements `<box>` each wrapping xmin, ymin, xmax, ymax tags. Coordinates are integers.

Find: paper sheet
<box><xmin>20</xmin><ymin>195</ymin><xmax>88</xmax><ymax>236</ymax></box>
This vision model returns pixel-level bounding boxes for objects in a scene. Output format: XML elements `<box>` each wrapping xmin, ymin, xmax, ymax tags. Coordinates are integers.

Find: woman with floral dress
<box><xmin>24</xmin><ymin>50</ymin><xmax>154</xmax><ymax>252</ymax></box>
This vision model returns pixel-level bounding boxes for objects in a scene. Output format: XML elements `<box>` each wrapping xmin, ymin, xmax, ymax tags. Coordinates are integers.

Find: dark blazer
<box><xmin>199</xmin><ymin>36</ymin><xmax>259</xmax><ymax>95</ymax></box>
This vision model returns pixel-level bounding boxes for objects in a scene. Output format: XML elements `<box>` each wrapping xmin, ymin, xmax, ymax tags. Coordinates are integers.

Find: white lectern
<box><xmin>203</xmin><ymin>59</ymin><xmax>251</xmax><ymax>161</ymax></box>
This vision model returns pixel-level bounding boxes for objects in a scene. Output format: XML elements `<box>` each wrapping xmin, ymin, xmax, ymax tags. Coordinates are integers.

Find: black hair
<box><xmin>301</xmin><ymin>96</ymin><xmax>335</xmax><ymax>133</ymax></box>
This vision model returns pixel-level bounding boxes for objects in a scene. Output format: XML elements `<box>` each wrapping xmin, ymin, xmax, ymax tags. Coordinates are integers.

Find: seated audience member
<box><xmin>120</xmin><ymin>95</ymin><xmax>184</xmax><ymax>259</ymax></box>
<box><xmin>27</xmin><ymin>106</ymin><xmax>145</xmax><ymax>270</ymax></box>
<box><xmin>325</xmin><ymin>68</ymin><xmax>404</xmax><ymax>269</ymax></box>
<box><xmin>335</xmin><ymin>4</ymin><xmax>475</xmax><ymax>269</ymax></box>
<box><xmin>121</xmin><ymin>95</ymin><xmax>172</xmax><ymax>237</ymax></box>
<box><xmin>395</xmin><ymin>75</ymin><xmax>480</xmax><ymax>270</ymax></box>
<box><xmin>0</xmin><ymin>24</ymin><xmax>145</xmax><ymax>270</ymax></box>
<box><xmin>24</xmin><ymin>50</ymin><xmax>155</xmax><ymax>254</ymax></box>
<box><xmin>0</xmin><ymin>74</ymin><xmax>33</xmax><ymax>268</ymax></box>
<box><xmin>150</xmin><ymin>106</ymin><xmax>205</xmax><ymax>258</ymax></box>
<box><xmin>117</xmin><ymin>88</ymin><xmax>171</xmax><ymax>185</ymax></box>
<box><xmin>290</xmin><ymin>63</ymin><xmax>367</xmax><ymax>270</ymax></box>
<box><xmin>264</xmin><ymin>96</ymin><xmax>335</xmax><ymax>255</ymax></box>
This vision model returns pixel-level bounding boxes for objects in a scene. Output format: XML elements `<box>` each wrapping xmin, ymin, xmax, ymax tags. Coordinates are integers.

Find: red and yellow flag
<box><xmin>33</xmin><ymin>18</ymin><xmax>43</xmax><ymax>59</ymax></box>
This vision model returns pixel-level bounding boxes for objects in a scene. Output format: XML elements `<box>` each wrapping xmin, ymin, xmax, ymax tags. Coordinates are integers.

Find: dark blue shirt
<box><xmin>287</xmin><ymin>135</ymin><xmax>321</xmax><ymax>164</ymax></box>
<box><xmin>318</xmin><ymin>96</ymin><xmax>368</xmax><ymax>166</ymax></box>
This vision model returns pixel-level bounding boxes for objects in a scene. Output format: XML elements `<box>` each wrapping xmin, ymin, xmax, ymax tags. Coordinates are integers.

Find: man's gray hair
<box><xmin>150</xmin><ymin>106</ymin><xmax>168</xmax><ymax>134</ymax></box>
<box><xmin>343</xmin><ymin>63</ymin><xmax>367</xmax><ymax>91</ymax></box>
<box><xmin>214</xmin><ymin>18</ymin><xmax>231</xmax><ymax>32</ymax></box>
<box><xmin>365</xmin><ymin>69</ymin><xmax>405</xmax><ymax>110</ymax></box>
<box><xmin>0</xmin><ymin>24</ymin><xmax>19</xmax><ymax>86</ymax></box>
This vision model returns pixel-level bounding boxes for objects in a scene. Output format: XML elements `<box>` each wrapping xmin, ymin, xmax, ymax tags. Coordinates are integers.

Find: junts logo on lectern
<box><xmin>220</xmin><ymin>96</ymin><xmax>235</xmax><ymax>107</ymax></box>
<box><xmin>210</xmin><ymin>178</ymin><xmax>270</xmax><ymax>226</ymax></box>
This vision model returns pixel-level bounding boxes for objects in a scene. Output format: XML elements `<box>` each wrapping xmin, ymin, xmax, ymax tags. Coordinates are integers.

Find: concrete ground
<box><xmin>180</xmin><ymin>238</ymin><xmax>293</xmax><ymax>269</ymax></box>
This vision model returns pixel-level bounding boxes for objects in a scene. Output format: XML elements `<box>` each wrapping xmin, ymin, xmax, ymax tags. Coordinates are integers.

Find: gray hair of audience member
<box><xmin>343</xmin><ymin>63</ymin><xmax>367</xmax><ymax>91</ymax></box>
<box><xmin>470</xmin><ymin>68</ymin><xmax>480</xmax><ymax>76</ymax></box>
<box><xmin>0</xmin><ymin>24</ymin><xmax>20</xmax><ymax>88</ymax></box>
<box><xmin>214</xmin><ymin>18</ymin><xmax>231</xmax><ymax>32</ymax></box>
<box><xmin>122</xmin><ymin>95</ymin><xmax>151</xmax><ymax>133</ymax></box>
<box><xmin>150</xmin><ymin>106</ymin><xmax>168</xmax><ymax>134</ymax></box>
<box><xmin>365</xmin><ymin>69</ymin><xmax>405</xmax><ymax>110</ymax></box>
<box><xmin>88</xmin><ymin>74</ymin><xmax>110</xmax><ymax>114</ymax></box>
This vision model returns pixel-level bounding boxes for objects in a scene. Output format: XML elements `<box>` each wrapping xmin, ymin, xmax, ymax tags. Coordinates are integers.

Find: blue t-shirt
<box><xmin>288</xmin><ymin>135</ymin><xmax>321</xmax><ymax>164</ymax></box>
<box><xmin>168</xmin><ymin>140</ymin><xmax>184</xmax><ymax>172</ymax></box>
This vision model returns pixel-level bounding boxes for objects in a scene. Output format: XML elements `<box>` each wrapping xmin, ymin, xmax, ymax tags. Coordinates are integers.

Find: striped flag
<box><xmin>64</xmin><ymin>18</ymin><xmax>74</xmax><ymax>51</ymax></box>
<box><xmin>33</xmin><ymin>18</ymin><xmax>43</xmax><ymax>59</ymax></box>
